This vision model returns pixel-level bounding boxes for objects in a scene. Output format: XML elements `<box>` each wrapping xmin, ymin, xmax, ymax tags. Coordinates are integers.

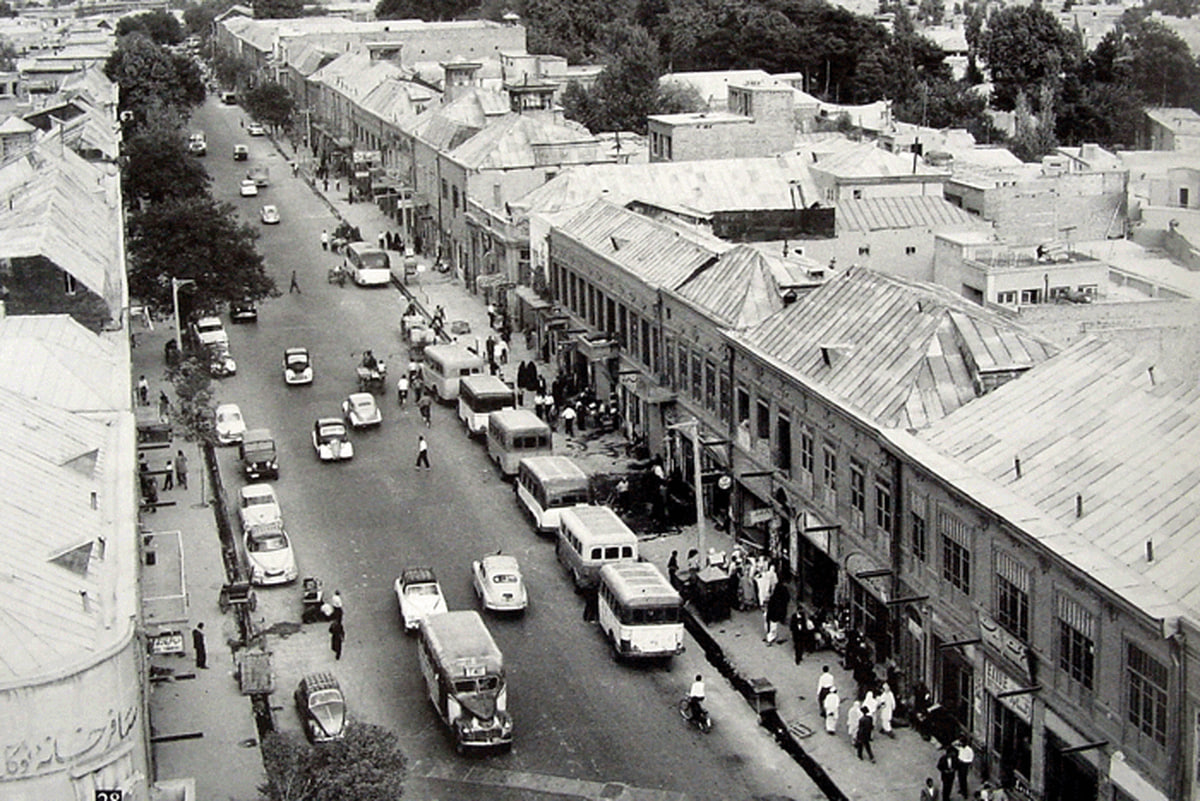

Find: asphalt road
<box><xmin>192</xmin><ymin>98</ymin><xmax>819</xmax><ymax>801</ymax></box>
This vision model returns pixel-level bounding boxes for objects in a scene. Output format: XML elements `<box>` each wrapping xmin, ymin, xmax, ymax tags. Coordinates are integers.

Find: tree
<box><xmin>0</xmin><ymin>38</ymin><xmax>16</xmax><ymax>70</ymax></box>
<box><xmin>106</xmin><ymin>33</ymin><xmax>206</xmax><ymax>120</ymax></box>
<box><xmin>122</xmin><ymin>102</ymin><xmax>211</xmax><ymax>202</ymax></box>
<box><xmin>524</xmin><ymin>0</ymin><xmax>636</xmax><ymax>61</ymax></box>
<box><xmin>1008</xmin><ymin>85</ymin><xmax>1057</xmax><ymax>161</ymax></box>
<box><xmin>586</xmin><ymin>24</ymin><xmax>663</xmax><ymax>133</ymax></box>
<box><xmin>259</xmin><ymin>722</ymin><xmax>407</xmax><ymax>801</ymax></box>
<box><xmin>212</xmin><ymin>48</ymin><xmax>257</xmax><ymax>92</ymax></box>
<box><xmin>244</xmin><ymin>82</ymin><xmax>296</xmax><ymax>130</ymax></box>
<box><xmin>560</xmin><ymin>80</ymin><xmax>599</xmax><ymax>130</ymax></box>
<box><xmin>374</xmin><ymin>0</ymin><xmax>477</xmax><ymax>20</ymax></box>
<box><xmin>983</xmin><ymin>5</ymin><xmax>1078</xmax><ymax>111</ymax></box>
<box><xmin>0</xmin><ymin>1</ymin><xmax>16</xmax><ymax>16</ymax></box>
<box><xmin>1124</xmin><ymin>19</ymin><xmax>1200</xmax><ymax>108</ymax></box>
<box><xmin>656</xmin><ymin>79</ymin><xmax>706</xmax><ymax>114</ymax></box>
<box><xmin>254</xmin><ymin>0</ymin><xmax>304</xmax><ymax>19</ymax></box>
<box><xmin>126</xmin><ymin>195</ymin><xmax>277</xmax><ymax>317</ymax></box>
<box><xmin>183</xmin><ymin>0</ymin><xmax>226</xmax><ymax>37</ymax></box>
<box><xmin>116</xmin><ymin>10</ymin><xmax>185</xmax><ymax>45</ymax></box>
<box><xmin>167</xmin><ymin>354</ymin><xmax>217</xmax><ymax>445</ymax></box>
<box><xmin>917</xmin><ymin>0</ymin><xmax>944</xmax><ymax>26</ymax></box>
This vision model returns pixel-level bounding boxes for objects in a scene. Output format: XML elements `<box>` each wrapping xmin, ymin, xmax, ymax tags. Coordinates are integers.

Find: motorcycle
<box><xmin>678</xmin><ymin>697</ymin><xmax>713</xmax><ymax>733</ymax></box>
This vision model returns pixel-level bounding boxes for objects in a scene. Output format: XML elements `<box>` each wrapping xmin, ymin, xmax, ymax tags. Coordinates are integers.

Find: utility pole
<box><xmin>670</xmin><ymin>418</ymin><xmax>708</xmax><ymax>561</ymax></box>
<box><xmin>172</xmin><ymin>278</ymin><xmax>196</xmax><ymax>355</ymax></box>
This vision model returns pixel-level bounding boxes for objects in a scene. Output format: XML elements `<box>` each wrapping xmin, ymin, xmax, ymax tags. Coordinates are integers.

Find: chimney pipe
<box><xmin>1148</xmin><ymin>365</ymin><xmax>1156</xmax><ymax>385</ymax></box>
<box><xmin>1146</xmin><ymin>540</ymin><xmax>1154</xmax><ymax>562</ymax></box>
<box><xmin>1014</xmin><ymin>456</ymin><xmax>1021</xmax><ymax>478</ymax></box>
<box><xmin>1075</xmin><ymin>494</ymin><xmax>1083</xmax><ymax>518</ymax></box>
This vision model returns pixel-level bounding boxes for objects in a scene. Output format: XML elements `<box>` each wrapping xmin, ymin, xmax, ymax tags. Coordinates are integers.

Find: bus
<box><xmin>458</xmin><ymin>375</ymin><xmax>515</xmax><ymax>435</ymax></box>
<box><xmin>423</xmin><ymin>344</ymin><xmax>484</xmax><ymax>401</ymax></box>
<box><xmin>487</xmin><ymin>409</ymin><xmax>552</xmax><ymax>476</ymax></box>
<box><xmin>555</xmin><ymin>505</ymin><xmax>638</xmax><ymax>591</ymax></box>
<box><xmin>416</xmin><ymin>611</ymin><xmax>513</xmax><ymax>753</ymax></box>
<box><xmin>515</xmin><ymin>456</ymin><xmax>590</xmax><ymax>535</ymax></box>
<box><xmin>597</xmin><ymin>562</ymin><xmax>684</xmax><ymax>661</ymax></box>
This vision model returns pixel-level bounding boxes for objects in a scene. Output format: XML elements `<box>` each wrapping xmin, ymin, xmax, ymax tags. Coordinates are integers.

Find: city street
<box><xmin>191</xmin><ymin>99</ymin><xmax>821</xmax><ymax>801</ymax></box>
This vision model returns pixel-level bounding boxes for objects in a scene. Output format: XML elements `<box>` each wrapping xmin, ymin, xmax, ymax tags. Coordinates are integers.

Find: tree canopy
<box><xmin>259</xmin><ymin>723</ymin><xmax>407</xmax><ymax>801</ymax></box>
<box><xmin>983</xmin><ymin>5</ymin><xmax>1081</xmax><ymax>112</ymax></box>
<box><xmin>122</xmin><ymin>103</ymin><xmax>211</xmax><ymax>203</ymax></box>
<box><xmin>106</xmin><ymin>33</ymin><xmax>206</xmax><ymax>121</ymax></box>
<box><xmin>0</xmin><ymin>38</ymin><xmax>16</xmax><ymax>71</ymax></box>
<box><xmin>126</xmin><ymin>195</ymin><xmax>276</xmax><ymax>317</ymax></box>
<box><xmin>254</xmin><ymin>0</ymin><xmax>304</xmax><ymax>19</ymax></box>
<box><xmin>375</xmin><ymin>0</ymin><xmax>478</xmax><ymax>20</ymax></box>
<box><xmin>116</xmin><ymin>10</ymin><xmax>185</xmax><ymax>45</ymax></box>
<box><xmin>244</xmin><ymin>82</ymin><xmax>296</xmax><ymax>129</ymax></box>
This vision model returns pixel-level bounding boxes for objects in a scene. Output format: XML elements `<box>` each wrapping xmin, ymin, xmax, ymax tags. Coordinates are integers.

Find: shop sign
<box><xmin>745</xmin><ymin>507</ymin><xmax>773</xmax><ymax>525</ymax></box>
<box><xmin>984</xmin><ymin>659</ymin><xmax>1032</xmax><ymax>723</ymax></box>
<box><xmin>150</xmin><ymin>629</ymin><xmax>185</xmax><ymax>655</ymax></box>
<box><xmin>798</xmin><ymin>513</ymin><xmax>830</xmax><ymax>554</ymax></box>
<box><xmin>978</xmin><ymin>610</ymin><xmax>1032</xmax><ymax>680</ymax></box>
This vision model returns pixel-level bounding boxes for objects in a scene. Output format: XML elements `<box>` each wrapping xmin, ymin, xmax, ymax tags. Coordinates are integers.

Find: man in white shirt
<box><xmin>817</xmin><ymin>665</ymin><xmax>835</xmax><ymax>712</ymax></box>
<box><xmin>687</xmin><ymin>674</ymin><xmax>706</xmax><ymax>721</ymax></box>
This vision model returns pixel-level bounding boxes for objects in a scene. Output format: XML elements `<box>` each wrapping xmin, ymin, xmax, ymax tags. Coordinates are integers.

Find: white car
<box><xmin>260</xmin><ymin>205</ymin><xmax>280</xmax><ymax>224</ymax></box>
<box><xmin>215</xmin><ymin>403</ymin><xmax>246</xmax><ymax>444</ymax></box>
<box><xmin>238</xmin><ymin>483</ymin><xmax>282</xmax><ymax>532</ymax></box>
<box><xmin>394</xmin><ymin>567</ymin><xmax>447</xmax><ymax>632</ymax></box>
<box><xmin>342</xmin><ymin>393</ymin><xmax>382</xmax><ymax>428</ymax></box>
<box><xmin>244</xmin><ymin>522</ymin><xmax>298</xmax><ymax>585</ymax></box>
<box><xmin>192</xmin><ymin>316</ymin><xmax>228</xmax><ymax>349</ymax></box>
<box><xmin>472</xmin><ymin>554</ymin><xmax>527</xmax><ymax>613</ymax></box>
<box><xmin>248</xmin><ymin>122</ymin><xmax>266</xmax><ymax>136</ymax></box>
<box><xmin>312</xmin><ymin>418</ymin><xmax>353</xmax><ymax>461</ymax></box>
<box><xmin>283</xmin><ymin>347</ymin><xmax>313</xmax><ymax>385</ymax></box>
<box><xmin>240</xmin><ymin>179</ymin><xmax>259</xmax><ymax>197</ymax></box>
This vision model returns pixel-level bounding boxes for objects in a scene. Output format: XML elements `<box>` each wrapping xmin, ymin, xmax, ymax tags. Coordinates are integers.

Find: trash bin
<box><xmin>693</xmin><ymin>566</ymin><xmax>734</xmax><ymax>624</ymax></box>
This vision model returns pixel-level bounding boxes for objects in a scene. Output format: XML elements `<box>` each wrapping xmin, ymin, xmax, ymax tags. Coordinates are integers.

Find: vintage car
<box><xmin>260</xmin><ymin>205</ymin><xmax>280</xmax><ymax>225</ymax></box>
<box><xmin>230</xmin><ymin>298</ymin><xmax>257</xmax><ymax>323</ymax></box>
<box><xmin>311</xmin><ymin>418</ymin><xmax>353</xmax><ymax>461</ymax></box>
<box><xmin>191</xmin><ymin>315</ymin><xmax>228</xmax><ymax>349</ymax></box>
<box><xmin>232</xmin><ymin>144</ymin><xmax>249</xmax><ymax>161</ymax></box>
<box><xmin>471</xmin><ymin>554</ymin><xmax>528</xmax><ymax>613</ymax></box>
<box><xmin>207</xmin><ymin>343</ymin><xmax>237</xmax><ymax>377</ymax></box>
<box><xmin>247</xmin><ymin>122</ymin><xmax>266</xmax><ymax>136</ymax></box>
<box><xmin>393</xmin><ymin>567</ymin><xmax>447</xmax><ymax>632</ymax></box>
<box><xmin>283</xmin><ymin>347</ymin><xmax>313</xmax><ymax>385</ymax></box>
<box><xmin>294</xmin><ymin>672</ymin><xmax>346</xmax><ymax>743</ymax></box>
<box><xmin>215</xmin><ymin>403</ymin><xmax>246</xmax><ymax>445</ymax></box>
<box><xmin>243</xmin><ymin>521</ymin><xmax>297</xmax><ymax>585</ymax></box>
<box><xmin>238</xmin><ymin>483</ymin><xmax>282</xmax><ymax>532</ymax></box>
<box><xmin>239</xmin><ymin>179</ymin><xmax>259</xmax><ymax>197</ymax></box>
<box><xmin>342</xmin><ymin>393</ymin><xmax>382</xmax><ymax>428</ymax></box>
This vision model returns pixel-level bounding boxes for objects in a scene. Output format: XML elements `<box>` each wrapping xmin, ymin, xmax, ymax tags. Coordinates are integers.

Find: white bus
<box><xmin>515</xmin><ymin>456</ymin><xmax>590</xmax><ymax>536</ymax></box>
<box><xmin>422</xmin><ymin>344</ymin><xmax>484</xmax><ymax>401</ymax></box>
<box><xmin>458</xmin><ymin>375</ymin><xmax>515</xmax><ymax>435</ymax></box>
<box><xmin>417</xmin><ymin>611</ymin><xmax>513</xmax><ymax>753</ymax></box>
<box><xmin>487</xmin><ymin>409</ymin><xmax>552</xmax><ymax>476</ymax></box>
<box><xmin>597</xmin><ymin>562</ymin><xmax>684</xmax><ymax>661</ymax></box>
<box><xmin>555</xmin><ymin>505</ymin><xmax>638</xmax><ymax>591</ymax></box>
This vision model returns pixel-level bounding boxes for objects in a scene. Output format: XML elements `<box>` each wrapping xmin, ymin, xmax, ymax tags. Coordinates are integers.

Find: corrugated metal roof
<box><xmin>0</xmin><ymin>386</ymin><xmax>114</xmax><ymax>681</ymax></box>
<box><xmin>0</xmin><ymin>315</ymin><xmax>125</xmax><ymax>412</ymax></box>
<box><xmin>516</xmin><ymin>154</ymin><xmax>824</xmax><ymax>217</ymax></box>
<box><xmin>555</xmin><ymin>199</ymin><xmax>727</xmax><ymax>290</ymax></box>
<box><xmin>450</xmin><ymin>114</ymin><xmax>610</xmax><ymax>170</ymax></box>
<box><xmin>675</xmin><ymin>244</ymin><xmax>786</xmax><ymax>329</ymax></box>
<box><xmin>836</xmin><ymin>196</ymin><xmax>982</xmax><ymax>233</ymax></box>
<box><xmin>732</xmin><ymin>267</ymin><xmax>1059</xmax><ymax>428</ymax></box>
<box><xmin>919</xmin><ymin>338</ymin><xmax>1200</xmax><ymax>618</ymax></box>
<box><xmin>810</xmin><ymin>141</ymin><xmax>951</xmax><ymax>180</ymax></box>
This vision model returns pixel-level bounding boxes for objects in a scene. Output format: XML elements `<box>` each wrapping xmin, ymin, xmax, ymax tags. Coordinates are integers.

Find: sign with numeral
<box><xmin>96</xmin><ymin>791</ymin><xmax>123</xmax><ymax>801</ymax></box>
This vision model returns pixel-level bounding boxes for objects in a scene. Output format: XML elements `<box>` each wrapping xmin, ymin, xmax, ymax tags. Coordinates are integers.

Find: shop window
<box><xmin>994</xmin><ymin>552</ymin><xmax>1030</xmax><ymax>642</ymax></box>
<box><xmin>775</xmin><ymin>412</ymin><xmax>792</xmax><ymax>473</ymax></box>
<box><xmin>756</xmin><ymin>399</ymin><xmax>770</xmax><ymax>440</ymax></box>
<box><xmin>1126</xmin><ymin>642</ymin><xmax>1168</xmax><ymax>747</ymax></box>
<box><xmin>910</xmin><ymin>491</ymin><xmax>927</xmax><ymax>562</ymax></box>
<box><xmin>850</xmin><ymin>460</ymin><xmax>866</xmax><ymax>512</ymax></box>
<box><xmin>1057</xmin><ymin>595</ymin><xmax>1095</xmax><ymax>691</ymax></box>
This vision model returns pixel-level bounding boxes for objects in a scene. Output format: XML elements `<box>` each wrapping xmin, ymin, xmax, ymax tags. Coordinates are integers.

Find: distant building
<box><xmin>1137</xmin><ymin>107</ymin><xmax>1200</xmax><ymax>153</ymax></box>
<box><xmin>647</xmin><ymin>82</ymin><xmax>796</xmax><ymax>162</ymax></box>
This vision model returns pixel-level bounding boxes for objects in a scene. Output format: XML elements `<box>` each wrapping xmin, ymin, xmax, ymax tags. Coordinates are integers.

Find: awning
<box><xmin>476</xmin><ymin>273</ymin><xmax>512</xmax><ymax>290</ymax></box>
<box><xmin>572</xmin><ymin>332</ymin><xmax>618</xmax><ymax>361</ymax></box>
<box><xmin>845</xmin><ymin>551</ymin><xmax>891</xmax><ymax>603</ymax></box>
<box><xmin>618</xmin><ymin>371</ymin><xmax>675</xmax><ymax>404</ymax></box>
<box><xmin>515</xmin><ymin>286</ymin><xmax>550</xmax><ymax>311</ymax></box>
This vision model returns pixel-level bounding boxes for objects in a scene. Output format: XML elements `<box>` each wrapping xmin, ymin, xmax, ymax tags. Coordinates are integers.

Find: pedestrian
<box><xmin>877</xmin><ymin>681</ymin><xmax>896</xmax><ymax>737</ymax></box>
<box><xmin>789</xmin><ymin>609</ymin><xmax>807</xmax><ymax>664</ymax></box>
<box><xmin>954</xmin><ymin>738</ymin><xmax>974</xmax><ymax>799</ymax></box>
<box><xmin>289</xmin><ymin>270</ymin><xmax>300</xmax><ymax>294</ymax></box>
<box><xmin>667</xmin><ymin>550</ymin><xmax>679</xmax><ymax>583</ymax></box>
<box><xmin>321</xmin><ymin>229</ymin><xmax>329</xmax><ymax>250</ymax></box>
<box><xmin>937</xmin><ymin>747</ymin><xmax>958</xmax><ymax>801</ymax></box>
<box><xmin>415</xmin><ymin>434</ymin><xmax>430</xmax><ymax>468</ymax></box>
<box><xmin>582</xmin><ymin>588</ymin><xmax>598</xmax><ymax>621</ymax></box>
<box><xmin>765</xmin><ymin>581</ymin><xmax>789</xmax><ymax>645</ymax></box>
<box><xmin>158</xmin><ymin>390</ymin><xmax>170</xmax><ymax>422</ymax></box>
<box><xmin>854</xmin><ymin>707</ymin><xmax>875</xmax><ymax>762</ymax></box>
<box><xmin>397</xmin><ymin>374</ymin><xmax>409</xmax><ymax>405</ymax></box>
<box><xmin>335</xmin><ymin>178</ymin><xmax>340</xmax><ymax>192</ymax></box>
<box><xmin>408</xmin><ymin>359</ymin><xmax>419</xmax><ymax>380</ymax></box>
<box><xmin>329</xmin><ymin>618</ymin><xmax>345</xmax><ymax>660</ymax></box>
<box><xmin>560</xmin><ymin>403</ymin><xmax>577</xmax><ymax>435</ymax></box>
<box><xmin>846</xmin><ymin>697</ymin><xmax>863</xmax><ymax>740</ymax></box>
<box><xmin>329</xmin><ymin>590</ymin><xmax>344</xmax><ymax>621</ymax></box>
<box><xmin>175</xmin><ymin>449</ymin><xmax>188</xmax><ymax>489</ymax></box>
<box><xmin>139</xmin><ymin>451</ymin><xmax>148</xmax><ymax>473</ymax></box>
<box><xmin>495</xmin><ymin>338</ymin><xmax>508</xmax><ymax>366</ymax></box>
<box><xmin>823</xmin><ymin>686</ymin><xmax>840</xmax><ymax>734</ymax></box>
<box><xmin>921</xmin><ymin>777</ymin><xmax>938</xmax><ymax>801</ymax></box>
<box><xmin>977</xmin><ymin>782</ymin><xmax>993</xmax><ymax>801</ymax></box>
<box><xmin>418</xmin><ymin>393</ymin><xmax>432</xmax><ymax>427</ymax></box>
<box><xmin>323</xmin><ymin>176</ymin><xmax>329</xmax><ymax>192</ymax></box>
<box><xmin>817</xmin><ymin>665</ymin><xmax>834</xmax><ymax>712</ymax></box>
<box><xmin>192</xmin><ymin>622</ymin><xmax>207</xmax><ymax>669</ymax></box>
<box><xmin>378</xmin><ymin>231</ymin><xmax>386</xmax><ymax>250</ymax></box>
<box><xmin>487</xmin><ymin>302</ymin><xmax>496</xmax><ymax>329</ymax></box>
<box><xmin>137</xmin><ymin>375</ymin><xmax>149</xmax><ymax>405</ymax></box>
<box><xmin>162</xmin><ymin>458</ymin><xmax>175</xmax><ymax>490</ymax></box>
<box><xmin>143</xmin><ymin>476</ymin><xmax>158</xmax><ymax>511</ymax></box>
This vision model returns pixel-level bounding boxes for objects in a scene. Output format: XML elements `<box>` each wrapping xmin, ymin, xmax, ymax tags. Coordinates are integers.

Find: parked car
<box><xmin>294</xmin><ymin>672</ymin><xmax>346</xmax><ymax>743</ymax></box>
<box><xmin>238</xmin><ymin>483</ymin><xmax>281</xmax><ymax>532</ymax></box>
<box><xmin>230</xmin><ymin>298</ymin><xmax>257</xmax><ymax>323</ymax></box>
<box><xmin>239</xmin><ymin>429</ymin><xmax>278</xmax><ymax>480</ymax></box>
<box><xmin>188</xmin><ymin>138</ymin><xmax>207</xmax><ymax>156</ymax></box>
<box><xmin>342</xmin><ymin>392</ymin><xmax>382</xmax><ymax>428</ymax></box>
<box><xmin>233</xmin><ymin>144</ymin><xmax>248</xmax><ymax>160</ymax></box>
<box><xmin>215</xmin><ymin>403</ymin><xmax>246</xmax><ymax>444</ymax></box>
<box><xmin>243</xmin><ymin>521</ymin><xmax>298</xmax><ymax>585</ymax></box>
<box><xmin>283</xmin><ymin>347</ymin><xmax>313</xmax><ymax>385</ymax></box>
<box><xmin>394</xmin><ymin>567</ymin><xmax>446</xmax><ymax>632</ymax></box>
<box><xmin>207</xmin><ymin>343</ymin><xmax>237</xmax><ymax>377</ymax></box>
<box><xmin>471</xmin><ymin>554</ymin><xmax>527</xmax><ymax>613</ymax></box>
<box><xmin>260</xmin><ymin>205</ymin><xmax>280</xmax><ymax>225</ymax></box>
<box><xmin>248</xmin><ymin>122</ymin><xmax>266</xmax><ymax>136</ymax></box>
<box><xmin>240</xmin><ymin>179</ymin><xmax>259</xmax><ymax>197</ymax></box>
<box><xmin>312</xmin><ymin>418</ymin><xmax>353</xmax><ymax>461</ymax></box>
<box><xmin>190</xmin><ymin>315</ymin><xmax>228</xmax><ymax>349</ymax></box>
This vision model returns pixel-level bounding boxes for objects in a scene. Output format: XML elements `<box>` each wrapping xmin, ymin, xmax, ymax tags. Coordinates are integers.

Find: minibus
<box><xmin>417</xmin><ymin>611</ymin><xmax>513</xmax><ymax>753</ymax></box>
<box><xmin>458</xmin><ymin>375</ymin><xmax>515</xmax><ymax>435</ymax></box>
<box><xmin>597</xmin><ymin>562</ymin><xmax>684</xmax><ymax>661</ymax></box>
<box><xmin>515</xmin><ymin>456</ymin><xmax>590</xmax><ymax>535</ymax></box>
<box><xmin>487</xmin><ymin>409</ymin><xmax>552</xmax><ymax>476</ymax></box>
<box><xmin>422</xmin><ymin>344</ymin><xmax>484</xmax><ymax>401</ymax></box>
<box><xmin>555</xmin><ymin>505</ymin><xmax>638</xmax><ymax>591</ymax></box>
<box><xmin>344</xmin><ymin>243</ymin><xmax>391</xmax><ymax>286</ymax></box>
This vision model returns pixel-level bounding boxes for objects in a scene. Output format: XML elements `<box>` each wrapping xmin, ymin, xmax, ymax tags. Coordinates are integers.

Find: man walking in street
<box><xmin>162</xmin><ymin>457</ymin><xmax>174</xmax><ymax>490</ymax></box>
<box><xmin>137</xmin><ymin>375</ymin><xmax>149</xmax><ymax>405</ymax></box>
<box><xmin>817</xmin><ymin>665</ymin><xmax>834</xmax><ymax>712</ymax></box>
<box><xmin>175</xmin><ymin>449</ymin><xmax>188</xmax><ymax>490</ymax></box>
<box><xmin>921</xmin><ymin>777</ymin><xmax>939</xmax><ymax>801</ymax></box>
<box><xmin>397</xmin><ymin>374</ymin><xmax>409</xmax><ymax>406</ymax></box>
<box><xmin>329</xmin><ymin>618</ymin><xmax>345</xmax><ymax>660</ymax></box>
<box><xmin>192</xmin><ymin>622</ymin><xmax>207</xmax><ymax>669</ymax></box>
<box><xmin>854</xmin><ymin>707</ymin><xmax>875</xmax><ymax>762</ymax></box>
<box><xmin>158</xmin><ymin>390</ymin><xmax>170</xmax><ymax>422</ymax></box>
<box><xmin>789</xmin><ymin>609</ymin><xmax>807</xmax><ymax>664</ymax></box>
<box><xmin>418</xmin><ymin>392</ymin><xmax>432</xmax><ymax>427</ymax></box>
<box><xmin>937</xmin><ymin>747</ymin><xmax>958</xmax><ymax>801</ymax></box>
<box><xmin>560</xmin><ymin>403</ymin><xmax>577</xmax><ymax>436</ymax></box>
<box><xmin>289</xmin><ymin>270</ymin><xmax>301</xmax><ymax>294</ymax></box>
<box><xmin>321</xmin><ymin>230</ymin><xmax>329</xmax><ymax>250</ymax></box>
<box><xmin>954</xmin><ymin>738</ymin><xmax>974</xmax><ymax>799</ymax></box>
<box><xmin>415</xmin><ymin>435</ymin><xmax>430</xmax><ymax>469</ymax></box>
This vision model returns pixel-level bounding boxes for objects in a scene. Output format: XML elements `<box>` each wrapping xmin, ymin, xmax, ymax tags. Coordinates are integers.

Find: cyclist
<box><xmin>687</xmin><ymin>674</ymin><xmax>706</xmax><ymax>722</ymax></box>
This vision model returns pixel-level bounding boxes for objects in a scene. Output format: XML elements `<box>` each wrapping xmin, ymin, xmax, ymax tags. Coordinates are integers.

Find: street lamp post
<box><xmin>670</xmin><ymin>418</ymin><xmax>708</xmax><ymax>561</ymax></box>
<box><xmin>172</xmin><ymin>278</ymin><xmax>196</xmax><ymax>355</ymax></box>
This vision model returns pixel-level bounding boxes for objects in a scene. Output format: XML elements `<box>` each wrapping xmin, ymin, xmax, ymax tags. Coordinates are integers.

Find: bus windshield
<box><xmin>454</xmin><ymin>676</ymin><xmax>500</xmax><ymax>693</ymax></box>
<box><xmin>469</xmin><ymin>394</ymin><xmax>512</xmax><ymax>414</ymax></box>
<box><xmin>618</xmin><ymin>604</ymin><xmax>681</xmax><ymax>625</ymax></box>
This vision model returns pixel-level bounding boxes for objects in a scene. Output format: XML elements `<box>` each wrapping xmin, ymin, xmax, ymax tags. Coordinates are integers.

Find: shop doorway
<box><xmin>934</xmin><ymin>637</ymin><xmax>974</xmax><ymax>734</ymax></box>
<box><xmin>988</xmin><ymin>695</ymin><xmax>1032</xmax><ymax>791</ymax></box>
<box><xmin>798</xmin><ymin>536</ymin><xmax>836</xmax><ymax>612</ymax></box>
<box><xmin>849</xmin><ymin>579</ymin><xmax>891</xmax><ymax>661</ymax></box>
<box><xmin>1044</xmin><ymin>732</ymin><xmax>1098</xmax><ymax>801</ymax></box>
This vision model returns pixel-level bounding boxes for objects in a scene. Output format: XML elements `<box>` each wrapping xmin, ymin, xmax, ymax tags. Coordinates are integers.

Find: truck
<box><xmin>248</xmin><ymin>166</ymin><xmax>269</xmax><ymax>187</ymax></box>
<box><xmin>240</xmin><ymin>429</ymin><xmax>278</xmax><ymax>480</ymax></box>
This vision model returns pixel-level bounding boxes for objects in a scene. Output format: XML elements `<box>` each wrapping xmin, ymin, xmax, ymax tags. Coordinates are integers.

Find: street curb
<box><xmin>683</xmin><ymin>608</ymin><xmax>850</xmax><ymax>801</ymax></box>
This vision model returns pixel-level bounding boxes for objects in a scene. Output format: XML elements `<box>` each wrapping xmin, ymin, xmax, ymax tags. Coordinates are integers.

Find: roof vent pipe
<box><xmin>1148</xmin><ymin>365</ymin><xmax>1156</xmax><ymax>385</ymax></box>
<box><xmin>1146</xmin><ymin>540</ymin><xmax>1154</xmax><ymax>562</ymax></box>
<box><xmin>1014</xmin><ymin>456</ymin><xmax>1021</xmax><ymax>478</ymax></box>
<box><xmin>1075</xmin><ymin>494</ymin><xmax>1083</xmax><ymax>518</ymax></box>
